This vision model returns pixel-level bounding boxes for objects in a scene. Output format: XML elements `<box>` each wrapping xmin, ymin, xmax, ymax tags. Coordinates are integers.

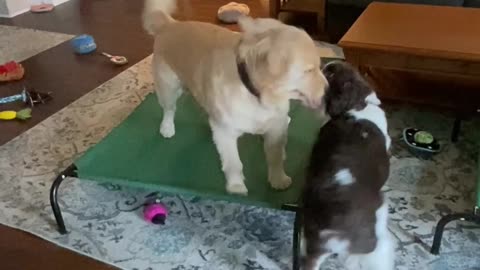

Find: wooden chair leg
<box><xmin>317</xmin><ymin>14</ymin><xmax>329</xmax><ymax>41</ymax></box>
<box><xmin>269</xmin><ymin>0</ymin><xmax>280</xmax><ymax>18</ymax></box>
<box><xmin>451</xmin><ymin>117</ymin><xmax>462</xmax><ymax>142</ymax></box>
<box><xmin>316</xmin><ymin>0</ymin><xmax>328</xmax><ymax>41</ymax></box>
<box><xmin>317</xmin><ymin>14</ymin><xmax>325</xmax><ymax>32</ymax></box>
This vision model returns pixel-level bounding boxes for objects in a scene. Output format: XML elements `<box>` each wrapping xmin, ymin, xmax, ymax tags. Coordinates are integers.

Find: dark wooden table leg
<box><xmin>451</xmin><ymin>117</ymin><xmax>462</xmax><ymax>142</ymax></box>
<box><xmin>317</xmin><ymin>0</ymin><xmax>328</xmax><ymax>41</ymax></box>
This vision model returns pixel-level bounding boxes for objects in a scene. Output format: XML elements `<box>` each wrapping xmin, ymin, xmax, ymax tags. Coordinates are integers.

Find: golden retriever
<box><xmin>143</xmin><ymin>0</ymin><xmax>328</xmax><ymax>195</ymax></box>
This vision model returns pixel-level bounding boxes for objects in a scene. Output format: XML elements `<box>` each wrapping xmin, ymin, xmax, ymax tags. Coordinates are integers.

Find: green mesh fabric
<box><xmin>76</xmin><ymin>94</ymin><xmax>323</xmax><ymax>209</ymax></box>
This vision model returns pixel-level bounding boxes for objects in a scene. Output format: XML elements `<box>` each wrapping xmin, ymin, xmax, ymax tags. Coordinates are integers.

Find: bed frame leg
<box><xmin>50</xmin><ymin>164</ymin><xmax>77</xmax><ymax>235</ymax></box>
<box><xmin>292</xmin><ymin>210</ymin><xmax>301</xmax><ymax>270</ymax></box>
<box><xmin>282</xmin><ymin>203</ymin><xmax>302</xmax><ymax>270</ymax></box>
<box><xmin>430</xmin><ymin>212</ymin><xmax>479</xmax><ymax>255</ymax></box>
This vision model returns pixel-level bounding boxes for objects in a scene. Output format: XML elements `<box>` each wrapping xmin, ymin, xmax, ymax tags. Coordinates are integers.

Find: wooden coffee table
<box><xmin>339</xmin><ymin>3</ymin><xmax>480</xmax><ymax>140</ymax></box>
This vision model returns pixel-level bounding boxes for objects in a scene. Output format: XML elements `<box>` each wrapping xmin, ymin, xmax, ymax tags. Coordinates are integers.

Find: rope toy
<box><xmin>101</xmin><ymin>52</ymin><xmax>128</xmax><ymax>66</ymax></box>
<box><xmin>0</xmin><ymin>88</ymin><xmax>52</xmax><ymax>107</ymax></box>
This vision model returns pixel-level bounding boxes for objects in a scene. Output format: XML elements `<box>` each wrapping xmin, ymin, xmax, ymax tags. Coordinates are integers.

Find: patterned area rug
<box><xmin>0</xmin><ymin>48</ymin><xmax>479</xmax><ymax>269</ymax></box>
<box><xmin>0</xmin><ymin>25</ymin><xmax>73</xmax><ymax>63</ymax></box>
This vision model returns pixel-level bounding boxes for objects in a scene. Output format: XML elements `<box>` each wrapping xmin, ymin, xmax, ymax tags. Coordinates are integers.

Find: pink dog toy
<box><xmin>143</xmin><ymin>199</ymin><xmax>168</xmax><ymax>225</ymax></box>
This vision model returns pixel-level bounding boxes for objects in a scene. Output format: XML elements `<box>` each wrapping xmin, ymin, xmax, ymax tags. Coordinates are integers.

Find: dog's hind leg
<box><xmin>153</xmin><ymin>58</ymin><xmax>183</xmax><ymax>138</ymax></box>
<box><xmin>301</xmin><ymin>231</ymin><xmax>331</xmax><ymax>270</ymax></box>
<box><xmin>303</xmin><ymin>252</ymin><xmax>330</xmax><ymax>270</ymax></box>
<box><xmin>346</xmin><ymin>203</ymin><xmax>394</xmax><ymax>270</ymax></box>
<box><xmin>354</xmin><ymin>235</ymin><xmax>394</xmax><ymax>270</ymax></box>
<box><xmin>345</xmin><ymin>240</ymin><xmax>394</xmax><ymax>270</ymax></box>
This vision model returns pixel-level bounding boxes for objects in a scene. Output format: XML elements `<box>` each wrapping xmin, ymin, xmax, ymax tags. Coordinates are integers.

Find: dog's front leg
<box><xmin>264</xmin><ymin>116</ymin><xmax>291</xmax><ymax>190</ymax></box>
<box><xmin>210</xmin><ymin>120</ymin><xmax>248</xmax><ymax>195</ymax></box>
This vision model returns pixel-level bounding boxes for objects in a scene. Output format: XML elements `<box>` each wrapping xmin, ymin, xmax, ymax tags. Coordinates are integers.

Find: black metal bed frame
<box><xmin>49</xmin><ymin>163</ymin><xmax>303</xmax><ymax>270</ymax></box>
<box><xmin>430</xmin><ymin>207</ymin><xmax>480</xmax><ymax>255</ymax></box>
<box><xmin>50</xmin><ymin>164</ymin><xmax>78</xmax><ymax>235</ymax></box>
<box><xmin>50</xmin><ymin>163</ymin><xmax>479</xmax><ymax>268</ymax></box>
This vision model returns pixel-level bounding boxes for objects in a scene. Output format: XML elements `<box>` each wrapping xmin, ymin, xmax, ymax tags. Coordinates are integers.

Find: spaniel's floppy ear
<box><xmin>326</xmin><ymin>81</ymin><xmax>354</xmax><ymax>117</ymax></box>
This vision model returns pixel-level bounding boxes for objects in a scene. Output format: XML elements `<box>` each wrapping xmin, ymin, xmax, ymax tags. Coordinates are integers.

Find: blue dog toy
<box><xmin>0</xmin><ymin>88</ymin><xmax>28</xmax><ymax>105</ymax></box>
<box><xmin>71</xmin><ymin>34</ymin><xmax>97</xmax><ymax>54</ymax></box>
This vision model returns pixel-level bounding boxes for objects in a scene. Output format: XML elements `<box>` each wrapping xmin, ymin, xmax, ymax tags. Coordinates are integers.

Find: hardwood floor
<box><xmin>0</xmin><ymin>226</ymin><xmax>117</xmax><ymax>270</ymax></box>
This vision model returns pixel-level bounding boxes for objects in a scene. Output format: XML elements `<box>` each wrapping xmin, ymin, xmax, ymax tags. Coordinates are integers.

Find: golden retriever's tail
<box><xmin>142</xmin><ymin>0</ymin><xmax>176</xmax><ymax>35</ymax></box>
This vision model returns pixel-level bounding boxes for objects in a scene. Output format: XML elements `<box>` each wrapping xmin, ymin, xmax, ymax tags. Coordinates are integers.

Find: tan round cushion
<box><xmin>217</xmin><ymin>2</ymin><xmax>250</xmax><ymax>24</ymax></box>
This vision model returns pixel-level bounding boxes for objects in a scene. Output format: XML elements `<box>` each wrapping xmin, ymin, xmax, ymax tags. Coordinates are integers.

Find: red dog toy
<box><xmin>0</xmin><ymin>61</ymin><xmax>25</xmax><ymax>82</ymax></box>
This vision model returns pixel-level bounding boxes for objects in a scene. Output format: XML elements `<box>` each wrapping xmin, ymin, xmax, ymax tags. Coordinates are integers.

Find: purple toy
<box><xmin>143</xmin><ymin>199</ymin><xmax>168</xmax><ymax>225</ymax></box>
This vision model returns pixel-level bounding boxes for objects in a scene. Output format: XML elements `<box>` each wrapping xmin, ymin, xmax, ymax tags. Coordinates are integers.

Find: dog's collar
<box><xmin>236</xmin><ymin>59</ymin><xmax>260</xmax><ymax>98</ymax></box>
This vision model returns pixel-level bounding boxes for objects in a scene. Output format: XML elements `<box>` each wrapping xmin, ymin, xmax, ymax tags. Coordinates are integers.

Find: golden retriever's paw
<box><xmin>226</xmin><ymin>181</ymin><xmax>248</xmax><ymax>195</ymax></box>
<box><xmin>270</xmin><ymin>173</ymin><xmax>292</xmax><ymax>190</ymax></box>
<box><xmin>159</xmin><ymin>122</ymin><xmax>175</xmax><ymax>138</ymax></box>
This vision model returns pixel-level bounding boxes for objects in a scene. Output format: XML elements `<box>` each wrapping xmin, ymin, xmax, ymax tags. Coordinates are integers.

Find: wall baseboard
<box><xmin>0</xmin><ymin>6</ymin><xmax>29</xmax><ymax>18</ymax></box>
<box><xmin>0</xmin><ymin>0</ymin><xmax>71</xmax><ymax>18</ymax></box>
<box><xmin>52</xmin><ymin>0</ymin><xmax>70</xmax><ymax>5</ymax></box>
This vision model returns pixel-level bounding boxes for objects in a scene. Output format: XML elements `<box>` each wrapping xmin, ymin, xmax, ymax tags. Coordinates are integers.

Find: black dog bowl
<box><xmin>403</xmin><ymin>128</ymin><xmax>441</xmax><ymax>159</ymax></box>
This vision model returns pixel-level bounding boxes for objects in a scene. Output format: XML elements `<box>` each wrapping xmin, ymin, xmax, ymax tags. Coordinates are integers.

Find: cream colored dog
<box><xmin>143</xmin><ymin>0</ymin><xmax>328</xmax><ymax>195</ymax></box>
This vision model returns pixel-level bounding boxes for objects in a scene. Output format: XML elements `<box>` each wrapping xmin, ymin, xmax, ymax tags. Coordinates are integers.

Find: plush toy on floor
<box><xmin>0</xmin><ymin>108</ymin><xmax>32</xmax><ymax>121</ymax></box>
<box><xmin>0</xmin><ymin>88</ymin><xmax>53</xmax><ymax>107</ymax></box>
<box><xmin>30</xmin><ymin>3</ymin><xmax>54</xmax><ymax>13</ymax></box>
<box><xmin>71</xmin><ymin>35</ymin><xmax>129</xmax><ymax>66</ymax></box>
<box><xmin>101</xmin><ymin>52</ymin><xmax>128</xmax><ymax>66</ymax></box>
<box><xmin>0</xmin><ymin>88</ymin><xmax>53</xmax><ymax>121</ymax></box>
<box><xmin>71</xmin><ymin>34</ymin><xmax>97</xmax><ymax>54</ymax></box>
<box><xmin>143</xmin><ymin>199</ymin><xmax>168</xmax><ymax>225</ymax></box>
<box><xmin>0</xmin><ymin>61</ymin><xmax>25</xmax><ymax>82</ymax></box>
<box><xmin>217</xmin><ymin>2</ymin><xmax>250</xmax><ymax>24</ymax></box>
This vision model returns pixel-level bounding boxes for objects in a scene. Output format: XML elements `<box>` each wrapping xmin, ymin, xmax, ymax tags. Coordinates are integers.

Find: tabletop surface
<box><xmin>339</xmin><ymin>3</ymin><xmax>480</xmax><ymax>61</ymax></box>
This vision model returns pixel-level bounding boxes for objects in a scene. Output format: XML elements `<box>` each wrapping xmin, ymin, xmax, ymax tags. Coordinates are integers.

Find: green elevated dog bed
<box><xmin>75</xmin><ymin>94</ymin><xmax>320</xmax><ymax>208</ymax></box>
<box><xmin>49</xmin><ymin>93</ymin><xmax>323</xmax><ymax>269</ymax></box>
